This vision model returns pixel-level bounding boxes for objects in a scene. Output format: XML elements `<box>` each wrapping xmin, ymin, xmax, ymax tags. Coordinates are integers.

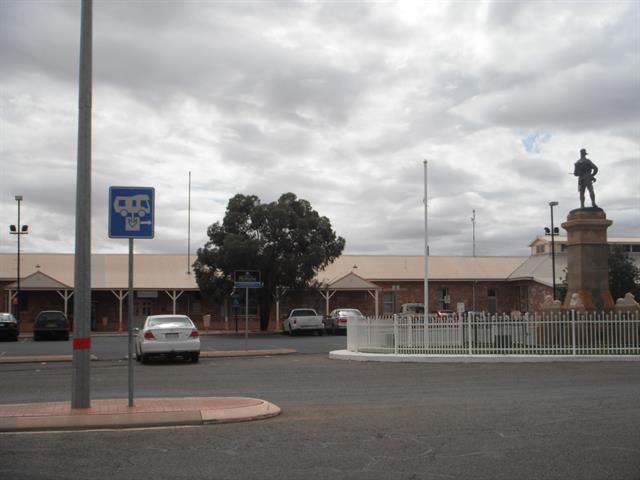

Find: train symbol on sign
<box><xmin>113</xmin><ymin>194</ymin><xmax>152</xmax><ymax>231</ymax></box>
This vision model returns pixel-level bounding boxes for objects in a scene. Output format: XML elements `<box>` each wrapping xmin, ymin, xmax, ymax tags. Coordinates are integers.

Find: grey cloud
<box><xmin>1</xmin><ymin>1</ymin><xmax>638</xmax><ymax>259</ymax></box>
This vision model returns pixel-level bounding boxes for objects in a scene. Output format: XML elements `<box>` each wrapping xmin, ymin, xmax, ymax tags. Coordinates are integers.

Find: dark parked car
<box><xmin>33</xmin><ymin>310</ymin><xmax>70</xmax><ymax>341</ymax></box>
<box><xmin>0</xmin><ymin>313</ymin><xmax>19</xmax><ymax>341</ymax></box>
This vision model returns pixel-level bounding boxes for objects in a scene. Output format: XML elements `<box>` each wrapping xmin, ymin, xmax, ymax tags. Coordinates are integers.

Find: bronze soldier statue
<box><xmin>574</xmin><ymin>148</ymin><xmax>598</xmax><ymax>208</ymax></box>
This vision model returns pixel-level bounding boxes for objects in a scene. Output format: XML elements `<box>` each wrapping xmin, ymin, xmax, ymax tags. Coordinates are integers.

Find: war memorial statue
<box><xmin>574</xmin><ymin>148</ymin><xmax>598</xmax><ymax>208</ymax></box>
<box><xmin>560</xmin><ymin>147</ymin><xmax>614</xmax><ymax>310</ymax></box>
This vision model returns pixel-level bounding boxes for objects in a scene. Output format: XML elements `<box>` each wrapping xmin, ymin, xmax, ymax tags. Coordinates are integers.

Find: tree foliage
<box><xmin>608</xmin><ymin>246</ymin><xmax>640</xmax><ymax>300</ymax></box>
<box><xmin>193</xmin><ymin>193</ymin><xmax>345</xmax><ymax>330</ymax></box>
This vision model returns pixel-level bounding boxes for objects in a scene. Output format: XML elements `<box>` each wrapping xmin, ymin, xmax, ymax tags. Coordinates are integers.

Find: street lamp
<box><xmin>544</xmin><ymin>201</ymin><xmax>559</xmax><ymax>301</ymax></box>
<box><xmin>9</xmin><ymin>195</ymin><xmax>29</xmax><ymax>325</ymax></box>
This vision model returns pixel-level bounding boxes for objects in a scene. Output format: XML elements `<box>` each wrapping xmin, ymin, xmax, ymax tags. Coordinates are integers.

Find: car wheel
<box><xmin>135</xmin><ymin>347</ymin><xmax>142</xmax><ymax>362</ymax></box>
<box><xmin>192</xmin><ymin>353</ymin><xmax>200</xmax><ymax>363</ymax></box>
<box><xmin>141</xmin><ymin>354</ymin><xmax>148</xmax><ymax>364</ymax></box>
<box><xmin>33</xmin><ymin>333</ymin><xmax>39</xmax><ymax>342</ymax></box>
<box><xmin>317</xmin><ymin>329</ymin><xmax>324</xmax><ymax>336</ymax></box>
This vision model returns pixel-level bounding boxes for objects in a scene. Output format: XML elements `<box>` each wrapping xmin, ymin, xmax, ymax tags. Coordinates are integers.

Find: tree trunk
<box><xmin>259</xmin><ymin>293</ymin><xmax>272</xmax><ymax>331</ymax></box>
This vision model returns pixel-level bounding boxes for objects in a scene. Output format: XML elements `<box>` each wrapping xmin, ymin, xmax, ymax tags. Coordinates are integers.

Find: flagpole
<box><xmin>423</xmin><ymin>160</ymin><xmax>428</xmax><ymax>315</ymax></box>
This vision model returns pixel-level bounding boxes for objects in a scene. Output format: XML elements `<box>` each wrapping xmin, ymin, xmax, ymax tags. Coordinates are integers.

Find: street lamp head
<box><xmin>544</xmin><ymin>227</ymin><xmax>551</xmax><ymax>235</ymax></box>
<box><xmin>549</xmin><ymin>201</ymin><xmax>559</xmax><ymax>207</ymax></box>
<box><xmin>9</xmin><ymin>225</ymin><xmax>16</xmax><ymax>233</ymax></box>
<box><xmin>21</xmin><ymin>225</ymin><xmax>29</xmax><ymax>233</ymax></box>
<box><xmin>14</xmin><ymin>195</ymin><xmax>23</xmax><ymax>202</ymax></box>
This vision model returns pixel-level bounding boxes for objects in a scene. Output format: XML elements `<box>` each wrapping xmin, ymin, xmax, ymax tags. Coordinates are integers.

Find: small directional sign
<box><xmin>232</xmin><ymin>296</ymin><xmax>241</xmax><ymax>310</ymax></box>
<box><xmin>109</xmin><ymin>187</ymin><xmax>155</xmax><ymax>239</ymax></box>
<box><xmin>234</xmin><ymin>270</ymin><xmax>261</xmax><ymax>289</ymax></box>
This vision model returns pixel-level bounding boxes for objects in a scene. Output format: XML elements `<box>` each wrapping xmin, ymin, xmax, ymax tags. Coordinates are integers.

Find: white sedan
<box><xmin>135</xmin><ymin>315</ymin><xmax>200</xmax><ymax>363</ymax></box>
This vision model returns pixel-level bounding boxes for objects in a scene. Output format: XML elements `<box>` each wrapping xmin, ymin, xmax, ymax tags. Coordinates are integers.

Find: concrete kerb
<box><xmin>0</xmin><ymin>349</ymin><xmax>296</xmax><ymax>364</ymax></box>
<box><xmin>330</xmin><ymin>349</ymin><xmax>640</xmax><ymax>363</ymax></box>
<box><xmin>0</xmin><ymin>397</ymin><xmax>282</xmax><ymax>432</ymax></box>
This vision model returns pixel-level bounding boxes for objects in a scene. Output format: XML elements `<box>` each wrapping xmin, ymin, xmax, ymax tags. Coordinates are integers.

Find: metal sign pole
<box><xmin>108</xmin><ymin>185</ymin><xmax>154</xmax><ymax>409</ymax></box>
<box><xmin>128</xmin><ymin>238</ymin><xmax>134</xmax><ymax>407</ymax></box>
<box><xmin>245</xmin><ymin>287</ymin><xmax>249</xmax><ymax>351</ymax></box>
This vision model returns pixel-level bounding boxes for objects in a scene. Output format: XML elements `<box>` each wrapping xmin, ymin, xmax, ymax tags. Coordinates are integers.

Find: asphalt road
<box><xmin>0</xmin><ymin>331</ymin><xmax>347</xmax><ymax>359</ymax></box>
<box><xmin>1</xmin><ymin>340</ymin><xmax>639</xmax><ymax>480</ymax></box>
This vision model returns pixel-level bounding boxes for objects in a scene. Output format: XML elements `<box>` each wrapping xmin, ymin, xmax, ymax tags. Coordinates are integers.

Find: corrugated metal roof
<box><xmin>316</xmin><ymin>255</ymin><xmax>527</xmax><ymax>283</ymax></box>
<box><xmin>530</xmin><ymin>235</ymin><xmax>640</xmax><ymax>247</ymax></box>
<box><xmin>507</xmin><ymin>253</ymin><xmax>568</xmax><ymax>287</ymax></box>
<box><xmin>1</xmin><ymin>253</ymin><xmax>527</xmax><ymax>289</ymax></box>
<box><xmin>1</xmin><ymin>254</ymin><xmax>198</xmax><ymax>289</ymax></box>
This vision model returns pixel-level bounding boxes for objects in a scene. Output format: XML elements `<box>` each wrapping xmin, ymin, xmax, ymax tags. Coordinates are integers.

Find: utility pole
<box><xmin>72</xmin><ymin>0</ymin><xmax>93</xmax><ymax>409</ymax></box>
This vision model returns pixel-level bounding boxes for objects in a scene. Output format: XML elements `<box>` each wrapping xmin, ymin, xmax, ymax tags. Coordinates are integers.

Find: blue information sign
<box><xmin>109</xmin><ymin>186</ymin><xmax>155</xmax><ymax>239</ymax></box>
<box><xmin>234</xmin><ymin>270</ymin><xmax>261</xmax><ymax>289</ymax></box>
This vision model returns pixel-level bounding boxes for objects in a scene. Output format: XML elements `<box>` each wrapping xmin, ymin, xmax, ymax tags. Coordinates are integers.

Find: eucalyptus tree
<box><xmin>194</xmin><ymin>193</ymin><xmax>345</xmax><ymax>330</ymax></box>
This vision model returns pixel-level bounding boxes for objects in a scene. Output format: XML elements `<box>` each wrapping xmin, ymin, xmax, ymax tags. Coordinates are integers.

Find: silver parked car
<box><xmin>326</xmin><ymin>308</ymin><xmax>364</xmax><ymax>334</ymax></box>
<box><xmin>135</xmin><ymin>315</ymin><xmax>200</xmax><ymax>363</ymax></box>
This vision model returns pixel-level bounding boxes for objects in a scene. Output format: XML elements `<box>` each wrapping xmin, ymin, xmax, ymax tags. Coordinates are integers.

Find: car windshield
<box><xmin>337</xmin><ymin>310</ymin><xmax>363</xmax><ymax>317</ymax></box>
<box><xmin>147</xmin><ymin>317</ymin><xmax>193</xmax><ymax>328</ymax></box>
<box><xmin>405</xmin><ymin>306</ymin><xmax>424</xmax><ymax>314</ymax></box>
<box><xmin>36</xmin><ymin>312</ymin><xmax>66</xmax><ymax>322</ymax></box>
<box><xmin>0</xmin><ymin>313</ymin><xmax>16</xmax><ymax>322</ymax></box>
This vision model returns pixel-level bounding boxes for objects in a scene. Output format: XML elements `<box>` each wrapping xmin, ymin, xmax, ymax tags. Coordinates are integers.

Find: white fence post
<box><xmin>571</xmin><ymin>309</ymin><xmax>577</xmax><ymax>355</ymax></box>
<box><xmin>468</xmin><ymin>313</ymin><xmax>472</xmax><ymax>355</ymax></box>
<box><xmin>393</xmin><ymin>314</ymin><xmax>398</xmax><ymax>355</ymax></box>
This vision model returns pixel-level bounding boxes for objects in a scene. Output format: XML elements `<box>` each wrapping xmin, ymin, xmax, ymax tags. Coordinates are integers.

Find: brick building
<box><xmin>1</xmin><ymin>236</ymin><xmax>638</xmax><ymax>332</ymax></box>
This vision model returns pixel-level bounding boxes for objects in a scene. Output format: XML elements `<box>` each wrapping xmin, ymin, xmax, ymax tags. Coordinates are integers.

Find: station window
<box><xmin>383</xmin><ymin>292</ymin><xmax>394</xmax><ymax>314</ymax></box>
<box><xmin>135</xmin><ymin>301</ymin><xmax>152</xmax><ymax>317</ymax></box>
<box><xmin>487</xmin><ymin>288</ymin><xmax>497</xmax><ymax>314</ymax></box>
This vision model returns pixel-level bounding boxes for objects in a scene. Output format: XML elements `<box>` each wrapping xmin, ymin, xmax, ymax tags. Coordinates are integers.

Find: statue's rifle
<box><xmin>568</xmin><ymin>173</ymin><xmax>597</xmax><ymax>183</ymax></box>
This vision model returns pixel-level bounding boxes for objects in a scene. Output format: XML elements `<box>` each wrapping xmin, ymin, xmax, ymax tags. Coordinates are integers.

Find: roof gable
<box><xmin>5</xmin><ymin>271</ymin><xmax>71</xmax><ymax>290</ymax></box>
<box><xmin>326</xmin><ymin>272</ymin><xmax>380</xmax><ymax>290</ymax></box>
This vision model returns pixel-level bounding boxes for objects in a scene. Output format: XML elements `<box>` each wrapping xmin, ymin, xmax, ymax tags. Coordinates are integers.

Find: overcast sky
<box><xmin>1</xmin><ymin>0</ymin><xmax>638</xmax><ymax>259</ymax></box>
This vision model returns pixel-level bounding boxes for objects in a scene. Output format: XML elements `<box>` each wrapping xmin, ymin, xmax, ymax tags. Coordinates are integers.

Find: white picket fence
<box><xmin>347</xmin><ymin>311</ymin><xmax>640</xmax><ymax>356</ymax></box>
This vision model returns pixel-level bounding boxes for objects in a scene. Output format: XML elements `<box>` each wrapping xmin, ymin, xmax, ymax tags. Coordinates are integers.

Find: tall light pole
<box><xmin>546</xmin><ymin>201</ymin><xmax>559</xmax><ymax>300</ymax></box>
<box><xmin>9</xmin><ymin>195</ymin><xmax>28</xmax><ymax>325</ymax></box>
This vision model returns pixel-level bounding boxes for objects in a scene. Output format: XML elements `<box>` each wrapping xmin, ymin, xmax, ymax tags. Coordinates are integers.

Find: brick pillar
<box><xmin>561</xmin><ymin>207</ymin><xmax>614</xmax><ymax>310</ymax></box>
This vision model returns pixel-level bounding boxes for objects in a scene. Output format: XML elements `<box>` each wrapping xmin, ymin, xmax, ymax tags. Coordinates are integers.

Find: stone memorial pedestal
<box><xmin>561</xmin><ymin>207</ymin><xmax>614</xmax><ymax>311</ymax></box>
